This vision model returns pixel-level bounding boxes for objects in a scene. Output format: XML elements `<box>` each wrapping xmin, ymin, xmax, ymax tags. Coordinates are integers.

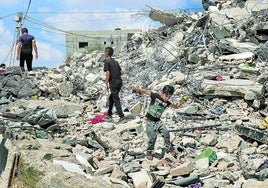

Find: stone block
<box><xmin>242</xmin><ymin>179</ymin><xmax>268</xmax><ymax>188</ymax></box>
<box><xmin>195</xmin><ymin>158</ymin><xmax>209</xmax><ymax>171</ymax></box>
<box><xmin>128</xmin><ymin>170</ymin><xmax>152</xmax><ymax>188</ymax></box>
<box><xmin>47</xmin><ymin>73</ymin><xmax>64</xmax><ymax>83</ymax></box>
<box><xmin>200</xmin><ymin>134</ymin><xmax>218</xmax><ymax>146</ymax></box>
<box><xmin>94</xmin><ymin>165</ymin><xmax>114</xmax><ymax>176</ymax></box>
<box><xmin>199</xmin><ymin>79</ymin><xmax>264</xmax><ymax>100</ymax></box>
<box><xmin>130</xmin><ymin>102</ymin><xmax>143</xmax><ymax>115</ymax></box>
<box><xmin>122</xmin><ymin>161</ymin><xmax>141</xmax><ymax>174</ymax></box>
<box><xmin>219</xmin><ymin>52</ymin><xmax>254</xmax><ymax>62</ymax></box>
<box><xmin>85</xmin><ymin>73</ymin><xmax>99</xmax><ymax>83</ymax></box>
<box><xmin>58</xmin><ymin>82</ymin><xmax>73</xmax><ymax>97</ymax></box>
<box><xmin>170</xmin><ymin>162</ymin><xmax>194</xmax><ymax>176</ymax></box>
<box><xmin>111</xmin><ymin>166</ymin><xmax>127</xmax><ymax>181</ymax></box>
<box><xmin>216</xmin><ymin>135</ymin><xmax>243</xmax><ymax>153</ymax></box>
<box><xmin>111</xmin><ymin>119</ymin><xmax>142</xmax><ymax>135</ymax></box>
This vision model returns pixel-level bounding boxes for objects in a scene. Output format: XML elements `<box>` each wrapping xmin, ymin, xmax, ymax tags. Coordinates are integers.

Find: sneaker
<box><xmin>104</xmin><ymin>116</ymin><xmax>113</xmax><ymax>122</ymax></box>
<box><xmin>117</xmin><ymin>117</ymin><xmax>128</xmax><ymax>124</ymax></box>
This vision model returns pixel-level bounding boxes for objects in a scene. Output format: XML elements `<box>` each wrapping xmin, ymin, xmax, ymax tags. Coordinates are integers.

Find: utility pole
<box><xmin>9</xmin><ymin>12</ymin><xmax>23</xmax><ymax>66</ymax></box>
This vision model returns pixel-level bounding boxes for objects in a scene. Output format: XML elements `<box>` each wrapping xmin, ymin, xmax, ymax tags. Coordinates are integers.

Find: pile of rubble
<box><xmin>1</xmin><ymin>0</ymin><xmax>268</xmax><ymax>187</ymax></box>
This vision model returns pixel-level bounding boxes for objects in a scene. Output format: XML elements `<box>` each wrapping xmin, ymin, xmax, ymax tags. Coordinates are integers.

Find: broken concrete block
<box><xmin>257</xmin><ymin>73</ymin><xmax>268</xmax><ymax>84</ymax></box>
<box><xmin>238</xmin><ymin>64</ymin><xmax>260</xmax><ymax>77</ymax></box>
<box><xmin>47</xmin><ymin>73</ymin><xmax>64</xmax><ymax>83</ymax></box>
<box><xmin>85</xmin><ymin>73</ymin><xmax>99</xmax><ymax>83</ymax></box>
<box><xmin>94</xmin><ymin>165</ymin><xmax>114</xmax><ymax>176</ymax></box>
<box><xmin>111</xmin><ymin>166</ymin><xmax>127</xmax><ymax>181</ymax></box>
<box><xmin>75</xmin><ymin>153</ymin><xmax>95</xmax><ymax>175</ymax></box>
<box><xmin>141</xmin><ymin>158</ymin><xmax>162</xmax><ymax>171</ymax></box>
<box><xmin>235</xmin><ymin>125</ymin><xmax>268</xmax><ymax>145</ymax></box>
<box><xmin>214</xmin><ymin>26</ymin><xmax>232</xmax><ymax>39</ymax></box>
<box><xmin>216</xmin><ymin>134</ymin><xmax>243</xmax><ymax>153</ymax></box>
<box><xmin>58</xmin><ymin>82</ymin><xmax>73</xmax><ymax>97</ymax></box>
<box><xmin>195</xmin><ymin>158</ymin><xmax>209</xmax><ymax>171</ymax></box>
<box><xmin>219</xmin><ymin>52</ymin><xmax>254</xmax><ymax>62</ymax></box>
<box><xmin>181</xmin><ymin>137</ymin><xmax>199</xmax><ymax>148</ymax></box>
<box><xmin>111</xmin><ymin>119</ymin><xmax>142</xmax><ymax>135</ymax></box>
<box><xmin>208</xmin><ymin>6</ymin><xmax>219</xmax><ymax>12</ymax></box>
<box><xmin>219</xmin><ymin>38</ymin><xmax>259</xmax><ymax>53</ymax></box>
<box><xmin>0</xmin><ymin>96</ymin><xmax>11</xmax><ymax>104</ymax></box>
<box><xmin>170</xmin><ymin>161</ymin><xmax>194</xmax><ymax>176</ymax></box>
<box><xmin>128</xmin><ymin>170</ymin><xmax>153</xmax><ymax>188</ymax></box>
<box><xmin>130</xmin><ymin>102</ymin><xmax>143</xmax><ymax>115</ymax></box>
<box><xmin>199</xmin><ymin>79</ymin><xmax>264</xmax><ymax>100</ymax></box>
<box><xmin>222</xmin><ymin>171</ymin><xmax>240</xmax><ymax>182</ymax></box>
<box><xmin>149</xmin><ymin>8</ymin><xmax>185</xmax><ymax>26</ymax></box>
<box><xmin>102</xmin><ymin>122</ymin><xmax>115</xmax><ymax>130</ymax></box>
<box><xmin>242</xmin><ymin>179</ymin><xmax>268</xmax><ymax>188</ymax></box>
<box><xmin>202</xmin><ymin>179</ymin><xmax>230</xmax><ymax>188</ymax></box>
<box><xmin>18</xmin><ymin>83</ymin><xmax>39</xmax><ymax>98</ymax></box>
<box><xmin>200</xmin><ymin>134</ymin><xmax>218</xmax><ymax>146</ymax></box>
<box><xmin>122</xmin><ymin>161</ymin><xmax>141</xmax><ymax>174</ymax></box>
<box><xmin>53</xmin><ymin>159</ymin><xmax>91</xmax><ymax>179</ymax></box>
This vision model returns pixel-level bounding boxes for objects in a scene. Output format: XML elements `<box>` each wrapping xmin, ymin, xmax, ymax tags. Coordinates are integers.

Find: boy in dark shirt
<box><xmin>16</xmin><ymin>28</ymin><xmax>38</xmax><ymax>71</ymax></box>
<box><xmin>103</xmin><ymin>47</ymin><xmax>125</xmax><ymax>121</ymax></box>
<box><xmin>131</xmin><ymin>85</ymin><xmax>188</xmax><ymax>160</ymax></box>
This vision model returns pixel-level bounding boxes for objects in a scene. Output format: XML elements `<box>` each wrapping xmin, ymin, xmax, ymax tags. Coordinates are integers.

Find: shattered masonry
<box><xmin>1</xmin><ymin>0</ymin><xmax>268</xmax><ymax>187</ymax></box>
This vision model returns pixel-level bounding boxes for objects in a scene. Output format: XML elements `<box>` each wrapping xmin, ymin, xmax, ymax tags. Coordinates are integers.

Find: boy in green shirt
<box><xmin>131</xmin><ymin>85</ymin><xmax>188</xmax><ymax>160</ymax></box>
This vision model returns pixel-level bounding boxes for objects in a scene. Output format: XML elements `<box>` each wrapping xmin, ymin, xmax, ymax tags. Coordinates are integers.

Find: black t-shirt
<box><xmin>103</xmin><ymin>58</ymin><xmax>122</xmax><ymax>83</ymax></box>
<box><xmin>146</xmin><ymin>92</ymin><xmax>171</xmax><ymax>122</ymax></box>
<box><xmin>18</xmin><ymin>34</ymin><xmax>35</xmax><ymax>55</ymax></box>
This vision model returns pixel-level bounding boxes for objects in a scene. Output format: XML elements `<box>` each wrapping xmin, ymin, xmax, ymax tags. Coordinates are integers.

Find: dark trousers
<box><xmin>20</xmin><ymin>53</ymin><xmax>33</xmax><ymax>71</ymax></box>
<box><xmin>108</xmin><ymin>80</ymin><xmax>124</xmax><ymax>117</ymax></box>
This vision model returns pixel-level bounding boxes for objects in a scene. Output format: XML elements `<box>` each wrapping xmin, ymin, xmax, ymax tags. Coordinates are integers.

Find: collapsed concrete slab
<box><xmin>210</xmin><ymin>0</ymin><xmax>268</xmax><ymax>31</ymax></box>
<box><xmin>111</xmin><ymin>119</ymin><xmax>143</xmax><ymax>135</ymax></box>
<box><xmin>235</xmin><ymin>125</ymin><xmax>268</xmax><ymax>145</ymax></box>
<box><xmin>198</xmin><ymin>79</ymin><xmax>264</xmax><ymax>100</ymax></box>
<box><xmin>219</xmin><ymin>38</ymin><xmax>259</xmax><ymax>53</ymax></box>
<box><xmin>219</xmin><ymin>52</ymin><xmax>254</xmax><ymax>62</ymax></box>
<box><xmin>0</xmin><ymin>135</ymin><xmax>17</xmax><ymax>188</ymax></box>
<box><xmin>149</xmin><ymin>8</ymin><xmax>186</xmax><ymax>26</ymax></box>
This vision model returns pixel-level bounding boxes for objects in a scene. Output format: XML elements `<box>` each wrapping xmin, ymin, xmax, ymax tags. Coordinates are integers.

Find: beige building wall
<box><xmin>65</xmin><ymin>29</ymin><xmax>141</xmax><ymax>57</ymax></box>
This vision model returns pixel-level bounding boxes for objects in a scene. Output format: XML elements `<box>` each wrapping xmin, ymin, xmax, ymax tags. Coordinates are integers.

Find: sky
<box><xmin>0</xmin><ymin>0</ymin><xmax>203</xmax><ymax>67</ymax></box>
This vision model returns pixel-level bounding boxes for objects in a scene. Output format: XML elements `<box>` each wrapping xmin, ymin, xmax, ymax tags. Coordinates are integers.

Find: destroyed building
<box><xmin>1</xmin><ymin>0</ymin><xmax>268</xmax><ymax>187</ymax></box>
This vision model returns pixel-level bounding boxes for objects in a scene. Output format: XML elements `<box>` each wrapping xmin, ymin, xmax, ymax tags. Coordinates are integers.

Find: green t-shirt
<box><xmin>146</xmin><ymin>92</ymin><xmax>171</xmax><ymax>122</ymax></box>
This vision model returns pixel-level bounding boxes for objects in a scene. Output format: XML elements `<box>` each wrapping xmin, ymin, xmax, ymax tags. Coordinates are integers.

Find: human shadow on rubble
<box><xmin>0</xmin><ymin>136</ymin><xmax>8</xmax><ymax>176</ymax></box>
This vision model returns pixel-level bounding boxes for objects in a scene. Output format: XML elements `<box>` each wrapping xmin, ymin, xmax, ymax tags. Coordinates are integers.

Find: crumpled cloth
<box><xmin>210</xmin><ymin>106</ymin><xmax>224</xmax><ymax>115</ymax></box>
<box><xmin>188</xmin><ymin>182</ymin><xmax>201</xmax><ymax>188</ymax></box>
<box><xmin>90</xmin><ymin>112</ymin><xmax>108</xmax><ymax>124</ymax></box>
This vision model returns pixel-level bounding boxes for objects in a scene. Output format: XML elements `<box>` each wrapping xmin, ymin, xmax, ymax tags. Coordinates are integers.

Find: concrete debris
<box><xmin>170</xmin><ymin>161</ymin><xmax>194</xmax><ymax>176</ymax></box>
<box><xmin>128</xmin><ymin>170</ymin><xmax>153</xmax><ymax>188</ymax></box>
<box><xmin>149</xmin><ymin>8</ymin><xmax>186</xmax><ymax>26</ymax></box>
<box><xmin>53</xmin><ymin>159</ymin><xmax>92</xmax><ymax>179</ymax></box>
<box><xmin>1</xmin><ymin>0</ymin><xmax>268</xmax><ymax>187</ymax></box>
<box><xmin>199</xmin><ymin>79</ymin><xmax>264</xmax><ymax>100</ymax></box>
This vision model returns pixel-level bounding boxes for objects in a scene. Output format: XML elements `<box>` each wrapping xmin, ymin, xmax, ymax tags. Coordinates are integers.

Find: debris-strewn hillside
<box><xmin>1</xmin><ymin>0</ymin><xmax>268</xmax><ymax>187</ymax></box>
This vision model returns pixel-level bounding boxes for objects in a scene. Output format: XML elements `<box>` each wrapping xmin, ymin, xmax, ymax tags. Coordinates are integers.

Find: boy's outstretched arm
<box><xmin>170</xmin><ymin>96</ymin><xmax>189</xmax><ymax>109</ymax></box>
<box><xmin>131</xmin><ymin>85</ymin><xmax>151</xmax><ymax>95</ymax></box>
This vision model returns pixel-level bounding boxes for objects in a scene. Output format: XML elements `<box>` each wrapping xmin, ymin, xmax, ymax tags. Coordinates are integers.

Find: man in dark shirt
<box><xmin>16</xmin><ymin>28</ymin><xmax>38</xmax><ymax>71</ymax></box>
<box><xmin>131</xmin><ymin>85</ymin><xmax>188</xmax><ymax>160</ymax></box>
<box><xmin>103</xmin><ymin>47</ymin><xmax>124</xmax><ymax>121</ymax></box>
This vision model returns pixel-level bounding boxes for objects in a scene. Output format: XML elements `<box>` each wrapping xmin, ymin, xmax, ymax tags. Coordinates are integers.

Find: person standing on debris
<box><xmin>131</xmin><ymin>85</ymin><xmax>188</xmax><ymax>160</ymax></box>
<box><xmin>103</xmin><ymin>47</ymin><xmax>125</xmax><ymax>122</ymax></box>
<box><xmin>16</xmin><ymin>28</ymin><xmax>38</xmax><ymax>71</ymax></box>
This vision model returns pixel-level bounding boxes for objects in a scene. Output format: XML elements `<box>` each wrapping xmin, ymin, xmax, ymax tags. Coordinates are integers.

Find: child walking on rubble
<box><xmin>131</xmin><ymin>85</ymin><xmax>188</xmax><ymax>160</ymax></box>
